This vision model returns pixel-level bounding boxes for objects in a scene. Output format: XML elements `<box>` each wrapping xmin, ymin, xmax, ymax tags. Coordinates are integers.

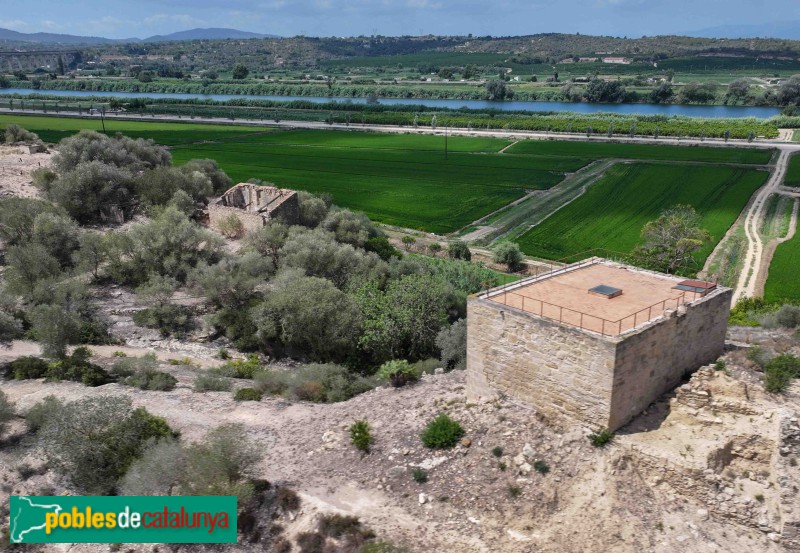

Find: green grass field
<box><xmin>0</xmin><ymin>114</ymin><xmax>774</xmax><ymax>238</ymax></box>
<box><xmin>516</xmin><ymin>162</ymin><xmax>768</xmax><ymax>265</ymax></box>
<box><xmin>506</xmin><ymin>140</ymin><xmax>774</xmax><ymax>165</ymax></box>
<box><xmin>0</xmin><ymin>114</ymin><xmax>271</xmax><ymax>145</ymax></box>
<box><xmin>765</xmin><ymin>226</ymin><xmax>800</xmax><ymax>302</ymax></box>
<box><xmin>172</xmin><ymin>130</ymin><xmax>586</xmax><ymax>232</ymax></box>
<box><xmin>785</xmin><ymin>153</ymin><xmax>800</xmax><ymax>188</ymax></box>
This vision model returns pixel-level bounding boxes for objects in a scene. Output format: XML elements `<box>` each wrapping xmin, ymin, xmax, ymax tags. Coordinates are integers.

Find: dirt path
<box><xmin>733</xmin><ymin>148</ymin><xmax>792</xmax><ymax>302</ymax></box>
<box><xmin>497</xmin><ymin>140</ymin><xmax>519</xmax><ymax>154</ymax></box>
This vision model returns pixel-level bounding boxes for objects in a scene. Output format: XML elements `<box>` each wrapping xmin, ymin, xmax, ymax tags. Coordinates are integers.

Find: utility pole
<box><xmin>445</xmin><ymin>125</ymin><xmax>448</xmax><ymax>160</ymax></box>
<box><xmin>100</xmin><ymin>107</ymin><xmax>106</xmax><ymax>134</ymax></box>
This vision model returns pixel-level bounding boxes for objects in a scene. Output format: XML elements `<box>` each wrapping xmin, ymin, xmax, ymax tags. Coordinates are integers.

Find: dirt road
<box><xmin>733</xmin><ymin>148</ymin><xmax>793</xmax><ymax>302</ymax></box>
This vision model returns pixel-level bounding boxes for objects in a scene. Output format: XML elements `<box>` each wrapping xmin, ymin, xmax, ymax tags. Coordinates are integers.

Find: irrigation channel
<box><xmin>0</xmin><ymin>88</ymin><xmax>783</xmax><ymax>119</ymax></box>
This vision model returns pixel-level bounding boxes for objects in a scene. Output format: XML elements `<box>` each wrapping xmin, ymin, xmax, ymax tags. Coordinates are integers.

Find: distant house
<box><xmin>602</xmin><ymin>57</ymin><xmax>632</xmax><ymax>65</ymax></box>
<box><xmin>579</xmin><ymin>57</ymin><xmax>599</xmax><ymax>63</ymax></box>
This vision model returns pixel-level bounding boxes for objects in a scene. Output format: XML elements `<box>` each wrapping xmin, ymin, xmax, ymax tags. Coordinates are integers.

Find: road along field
<box><xmin>515</xmin><ymin>162</ymin><xmax>769</xmax><ymax>266</ymax></box>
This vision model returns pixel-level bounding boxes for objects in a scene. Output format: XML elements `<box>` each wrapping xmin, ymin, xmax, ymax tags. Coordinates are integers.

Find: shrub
<box><xmin>38</xmin><ymin>396</ymin><xmax>174</xmax><ymax>494</ymax></box>
<box><xmin>491</xmin><ymin>446</ymin><xmax>503</xmax><ymax>458</ymax></box>
<box><xmin>420</xmin><ymin>414</ymin><xmax>464</xmax><ymax>449</ymax></box>
<box><xmin>746</xmin><ymin>345</ymin><xmax>772</xmax><ymax>368</ymax></box>
<box><xmin>775</xmin><ymin>305</ymin><xmax>800</xmax><ymax>328</ymax></box>
<box><xmin>25</xmin><ymin>395</ymin><xmax>64</xmax><ymax>433</ymax></box>
<box><xmin>7</xmin><ymin>356</ymin><xmax>49</xmax><ymax>379</ymax></box>
<box><xmin>436</xmin><ymin>319</ymin><xmax>467</xmax><ymax>370</ymax></box>
<box><xmin>589</xmin><ymin>428</ymin><xmax>615</xmax><ymax>447</ymax></box>
<box><xmin>211</xmin><ymin>354</ymin><xmax>261</xmax><ymax>379</ymax></box>
<box><xmin>293</xmin><ymin>380</ymin><xmax>326</xmax><ymax>402</ymax></box>
<box><xmin>132</xmin><ymin>304</ymin><xmax>192</xmax><ymax>338</ymax></box>
<box><xmin>507</xmin><ymin>484</ymin><xmax>522</xmax><ymax>498</ymax></box>
<box><xmin>533</xmin><ymin>460</ymin><xmax>550</xmax><ymax>474</ymax></box>
<box><xmin>217</xmin><ymin>213</ymin><xmax>245</xmax><ymax>238</ymax></box>
<box><xmin>411</xmin><ymin>468</ymin><xmax>428</xmax><ymax>483</ymax></box>
<box><xmin>447</xmin><ymin>240</ymin><xmax>471</xmax><ymax>261</ymax></box>
<box><xmin>253</xmin><ymin>369</ymin><xmax>291</xmax><ymax>396</ymax></box>
<box><xmin>0</xmin><ymin>390</ymin><xmax>13</xmax><ymax>436</ymax></box>
<box><xmin>276</xmin><ymin>487</ymin><xmax>301</xmax><ymax>511</ymax></box>
<box><xmin>111</xmin><ymin>353</ymin><xmax>158</xmax><ymax>377</ymax></box>
<box><xmin>194</xmin><ymin>373</ymin><xmax>232</xmax><ymax>392</ymax></box>
<box><xmin>376</xmin><ymin>359</ymin><xmax>419</xmax><ymax>387</ymax></box>
<box><xmin>764</xmin><ymin>354</ymin><xmax>800</xmax><ymax>393</ymax></box>
<box><xmin>349</xmin><ymin>419</ymin><xmax>373</xmax><ymax>453</ymax></box>
<box><xmin>714</xmin><ymin>359</ymin><xmax>727</xmax><ymax>371</ymax></box>
<box><xmin>44</xmin><ymin>348</ymin><xmax>112</xmax><ymax>387</ymax></box>
<box><xmin>234</xmin><ymin>388</ymin><xmax>263</xmax><ymax>402</ymax></box>
<box><xmin>123</xmin><ymin>370</ymin><xmax>178</xmax><ymax>391</ymax></box>
<box><xmin>492</xmin><ymin>242</ymin><xmax>524</xmax><ymax>272</ymax></box>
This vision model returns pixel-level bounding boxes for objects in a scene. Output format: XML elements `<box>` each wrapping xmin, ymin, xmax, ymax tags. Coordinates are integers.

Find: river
<box><xmin>0</xmin><ymin>88</ymin><xmax>782</xmax><ymax>119</ymax></box>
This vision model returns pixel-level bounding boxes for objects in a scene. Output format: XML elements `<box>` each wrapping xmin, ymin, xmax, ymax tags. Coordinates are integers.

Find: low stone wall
<box><xmin>208</xmin><ymin>204</ymin><xmax>265</xmax><ymax>234</ymax></box>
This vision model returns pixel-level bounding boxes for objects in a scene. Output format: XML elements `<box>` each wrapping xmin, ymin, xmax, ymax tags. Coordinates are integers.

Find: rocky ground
<box><xmin>1</xmin><ymin>326</ymin><xmax>798</xmax><ymax>552</ymax></box>
<box><xmin>0</xmin><ymin>145</ymin><xmax>50</xmax><ymax>199</ymax></box>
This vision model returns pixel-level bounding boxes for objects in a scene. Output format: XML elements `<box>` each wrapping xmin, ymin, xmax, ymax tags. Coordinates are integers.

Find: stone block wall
<box><xmin>608</xmin><ymin>288</ymin><xmax>732</xmax><ymax>430</ymax></box>
<box><xmin>467</xmin><ymin>286</ymin><xmax>732</xmax><ymax>431</ymax></box>
<box><xmin>467</xmin><ymin>297</ymin><xmax>617</xmax><ymax>429</ymax></box>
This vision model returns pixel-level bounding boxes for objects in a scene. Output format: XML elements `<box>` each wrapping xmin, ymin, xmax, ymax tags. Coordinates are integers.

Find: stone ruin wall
<box><xmin>207</xmin><ymin>184</ymin><xmax>300</xmax><ymax>233</ymax></box>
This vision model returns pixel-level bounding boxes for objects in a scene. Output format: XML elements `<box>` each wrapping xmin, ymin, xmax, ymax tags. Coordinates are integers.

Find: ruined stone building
<box><xmin>467</xmin><ymin>258</ymin><xmax>732</xmax><ymax>431</ymax></box>
<box><xmin>208</xmin><ymin>182</ymin><xmax>300</xmax><ymax>232</ymax></box>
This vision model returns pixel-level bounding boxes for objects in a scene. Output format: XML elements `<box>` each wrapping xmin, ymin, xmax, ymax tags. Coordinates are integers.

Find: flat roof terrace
<box><xmin>482</xmin><ymin>259</ymin><xmax>709</xmax><ymax>336</ymax></box>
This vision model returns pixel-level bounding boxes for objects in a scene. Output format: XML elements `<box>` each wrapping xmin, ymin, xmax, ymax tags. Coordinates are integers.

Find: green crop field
<box><xmin>506</xmin><ymin>140</ymin><xmax>774</xmax><ymax>165</ymax></box>
<box><xmin>785</xmin><ymin>153</ymin><xmax>800</xmax><ymax>187</ymax></box>
<box><xmin>516</xmin><ymin>162</ymin><xmax>768</xmax><ymax>264</ymax></box>
<box><xmin>0</xmin><ymin>114</ymin><xmax>272</xmax><ymax>145</ymax></box>
<box><xmin>172</xmin><ymin>130</ymin><xmax>586</xmax><ymax>232</ymax></box>
<box><xmin>0</xmin><ymin>114</ymin><xmax>774</xmax><ymax>237</ymax></box>
<box><xmin>765</xmin><ymin>226</ymin><xmax>800</xmax><ymax>302</ymax></box>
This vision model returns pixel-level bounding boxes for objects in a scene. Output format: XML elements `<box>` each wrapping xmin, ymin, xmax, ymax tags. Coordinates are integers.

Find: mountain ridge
<box><xmin>0</xmin><ymin>27</ymin><xmax>278</xmax><ymax>45</ymax></box>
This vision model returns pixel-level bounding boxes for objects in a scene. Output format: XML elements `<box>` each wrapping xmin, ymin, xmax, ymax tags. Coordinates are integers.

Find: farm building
<box><xmin>466</xmin><ymin>258</ymin><xmax>732</xmax><ymax>431</ymax></box>
<box><xmin>208</xmin><ymin>182</ymin><xmax>299</xmax><ymax>232</ymax></box>
<box><xmin>602</xmin><ymin>57</ymin><xmax>632</xmax><ymax>64</ymax></box>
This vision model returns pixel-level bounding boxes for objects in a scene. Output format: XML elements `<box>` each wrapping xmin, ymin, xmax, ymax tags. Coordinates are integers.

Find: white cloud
<box><xmin>0</xmin><ymin>19</ymin><xmax>30</xmax><ymax>31</ymax></box>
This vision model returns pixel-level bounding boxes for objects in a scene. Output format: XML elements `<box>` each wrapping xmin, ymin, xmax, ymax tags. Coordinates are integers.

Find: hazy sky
<box><xmin>1</xmin><ymin>0</ymin><xmax>798</xmax><ymax>38</ymax></box>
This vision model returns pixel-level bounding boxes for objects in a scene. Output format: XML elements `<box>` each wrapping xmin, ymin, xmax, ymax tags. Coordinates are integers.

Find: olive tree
<box><xmin>53</xmin><ymin>130</ymin><xmax>170</xmax><ymax>173</ymax></box>
<box><xmin>297</xmin><ymin>190</ymin><xmax>330</xmax><ymax>228</ymax></box>
<box><xmin>252</xmin><ymin>271</ymin><xmax>364</xmax><ymax>361</ymax></box>
<box><xmin>31</xmin><ymin>212</ymin><xmax>81</xmax><ymax>267</ymax></box>
<box><xmin>321</xmin><ymin>208</ymin><xmax>378</xmax><ymax>247</ymax></box>
<box><xmin>45</xmin><ymin>161</ymin><xmax>136</xmax><ymax>223</ymax></box>
<box><xmin>0</xmin><ymin>197</ymin><xmax>64</xmax><ymax>245</ymax></box>
<box><xmin>492</xmin><ymin>242</ymin><xmax>524</xmax><ymax>272</ymax></box>
<box><xmin>180</xmin><ymin>159</ymin><xmax>232</xmax><ymax>194</ymax></box>
<box><xmin>633</xmin><ymin>204</ymin><xmax>710</xmax><ymax>274</ymax></box>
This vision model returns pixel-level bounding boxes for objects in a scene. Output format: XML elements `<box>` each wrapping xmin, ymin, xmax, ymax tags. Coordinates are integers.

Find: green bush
<box><xmin>7</xmin><ymin>356</ymin><xmax>49</xmax><ymax>379</ymax></box>
<box><xmin>123</xmin><ymin>370</ymin><xmax>178</xmax><ymax>391</ymax></box>
<box><xmin>211</xmin><ymin>354</ymin><xmax>261</xmax><ymax>379</ymax></box>
<box><xmin>411</xmin><ymin>467</ymin><xmax>428</xmax><ymax>483</ymax></box>
<box><xmin>37</xmin><ymin>396</ymin><xmax>174</xmax><ymax>494</ymax></box>
<box><xmin>491</xmin><ymin>446</ymin><xmax>504</xmax><ymax>458</ymax></box>
<box><xmin>254</xmin><ymin>364</ymin><xmax>377</xmax><ymax>403</ymax></box>
<box><xmin>775</xmin><ymin>305</ymin><xmax>800</xmax><ymax>328</ymax></box>
<box><xmin>25</xmin><ymin>395</ymin><xmax>64</xmax><ymax>433</ymax></box>
<box><xmin>589</xmin><ymin>428</ymin><xmax>615</xmax><ymax>447</ymax></box>
<box><xmin>234</xmin><ymin>388</ymin><xmax>263</xmax><ymax>402</ymax></box>
<box><xmin>111</xmin><ymin>353</ymin><xmax>158</xmax><ymax>377</ymax></box>
<box><xmin>746</xmin><ymin>345</ymin><xmax>772</xmax><ymax>368</ymax></box>
<box><xmin>764</xmin><ymin>354</ymin><xmax>800</xmax><ymax>393</ymax></box>
<box><xmin>533</xmin><ymin>460</ymin><xmax>550</xmax><ymax>474</ymax></box>
<box><xmin>420</xmin><ymin>414</ymin><xmax>464</xmax><ymax>449</ymax></box>
<box><xmin>44</xmin><ymin>348</ymin><xmax>111</xmax><ymax>387</ymax></box>
<box><xmin>349</xmin><ymin>419</ymin><xmax>373</xmax><ymax>453</ymax></box>
<box><xmin>132</xmin><ymin>304</ymin><xmax>192</xmax><ymax>337</ymax></box>
<box><xmin>376</xmin><ymin>359</ymin><xmax>419</xmax><ymax>387</ymax></box>
<box><xmin>194</xmin><ymin>373</ymin><xmax>232</xmax><ymax>392</ymax></box>
<box><xmin>0</xmin><ymin>389</ymin><xmax>14</xmax><ymax>436</ymax></box>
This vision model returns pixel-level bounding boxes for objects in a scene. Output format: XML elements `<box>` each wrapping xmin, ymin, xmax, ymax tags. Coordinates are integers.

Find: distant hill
<box><xmin>143</xmin><ymin>28</ymin><xmax>278</xmax><ymax>42</ymax></box>
<box><xmin>688</xmin><ymin>21</ymin><xmax>800</xmax><ymax>40</ymax></box>
<box><xmin>0</xmin><ymin>27</ymin><xmax>278</xmax><ymax>45</ymax></box>
<box><xmin>0</xmin><ymin>27</ymin><xmax>117</xmax><ymax>44</ymax></box>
